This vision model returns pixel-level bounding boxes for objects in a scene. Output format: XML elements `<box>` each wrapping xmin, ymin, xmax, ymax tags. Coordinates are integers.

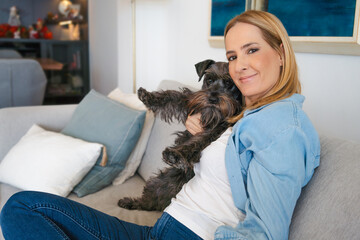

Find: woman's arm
<box><xmin>215</xmin><ymin>127</ymin><xmax>316</xmax><ymax>240</ymax></box>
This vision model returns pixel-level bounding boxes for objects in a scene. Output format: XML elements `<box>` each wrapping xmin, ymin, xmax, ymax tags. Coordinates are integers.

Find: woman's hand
<box><xmin>185</xmin><ymin>113</ymin><xmax>203</xmax><ymax>135</ymax></box>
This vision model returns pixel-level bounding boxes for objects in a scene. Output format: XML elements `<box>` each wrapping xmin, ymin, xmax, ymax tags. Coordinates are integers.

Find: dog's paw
<box><xmin>162</xmin><ymin>148</ymin><xmax>189</xmax><ymax>170</ymax></box>
<box><xmin>137</xmin><ymin>87</ymin><xmax>149</xmax><ymax>104</ymax></box>
<box><xmin>118</xmin><ymin>198</ymin><xmax>135</xmax><ymax>210</ymax></box>
<box><xmin>163</xmin><ymin>147</ymin><xmax>181</xmax><ymax>165</ymax></box>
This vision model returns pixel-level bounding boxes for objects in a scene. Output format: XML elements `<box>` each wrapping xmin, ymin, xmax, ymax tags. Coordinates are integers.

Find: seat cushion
<box><xmin>68</xmin><ymin>174</ymin><xmax>162</xmax><ymax>226</ymax></box>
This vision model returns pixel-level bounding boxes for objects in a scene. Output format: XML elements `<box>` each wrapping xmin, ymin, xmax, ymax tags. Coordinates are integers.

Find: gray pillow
<box><xmin>138</xmin><ymin>116</ymin><xmax>185</xmax><ymax>181</ymax></box>
<box><xmin>289</xmin><ymin>135</ymin><xmax>360</xmax><ymax>240</ymax></box>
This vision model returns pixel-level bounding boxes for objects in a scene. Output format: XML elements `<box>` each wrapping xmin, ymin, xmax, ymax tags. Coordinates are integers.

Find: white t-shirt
<box><xmin>165</xmin><ymin>128</ymin><xmax>245</xmax><ymax>240</ymax></box>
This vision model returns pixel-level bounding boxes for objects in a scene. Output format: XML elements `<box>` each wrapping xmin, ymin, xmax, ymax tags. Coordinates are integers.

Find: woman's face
<box><xmin>225</xmin><ymin>22</ymin><xmax>283</xmax><ymax>106</ymax></box>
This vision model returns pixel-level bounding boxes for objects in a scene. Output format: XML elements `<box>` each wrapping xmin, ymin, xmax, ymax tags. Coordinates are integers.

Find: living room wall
<box><xmin>89</xmin><ymin>0</ymin><xmax>360</xmax><ymax>143</ymax></box>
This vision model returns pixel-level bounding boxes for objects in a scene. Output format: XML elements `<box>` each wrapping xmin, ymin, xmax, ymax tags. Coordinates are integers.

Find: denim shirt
<box><xmin>214</xmin><ymin>94</ymin><xmax>320</xmax><ymax>240</ymax></box>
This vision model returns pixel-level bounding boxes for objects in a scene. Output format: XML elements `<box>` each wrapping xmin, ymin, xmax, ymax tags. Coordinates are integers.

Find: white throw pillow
<box><xmin>108</xmin><ymin>88</ymin><xmax>155</xmax><ymax>185</ymax></box>
<box><xmin>0</xmin><ymin>124</ymin><xmax>102</xmax><ymax>197</ymax></box>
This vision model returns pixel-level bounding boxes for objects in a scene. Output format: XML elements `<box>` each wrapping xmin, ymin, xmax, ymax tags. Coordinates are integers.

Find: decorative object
<box><xmin>69</xmin><ymin>4</ymin><xmax>81</xmax><ymax>18</ymax></box>
<box><xmin>71</xmin><ymin>75</ymin><xmax>83</xmax><ymax>88</ymax></box>
<box><xmin>13</xmin><ymin>28</ymin><xmax>20</xmax><ymax>39</ymax></box>
<box><xmin>8</xmin><ymin>6</ymin><xmax>21</xmax><ymax>26</ymax></box>
<box><xmin>209</xmin><ymin>0</ymin><xmax>360</xmax><ymax>55</ymax></box>
<box><xmin>28</xmin><ymin>25</ymin><xmax>37</xmax><ymax>39</ymax></box>
<box><xmin>0</xmin><ymin>124</ymin><xmax>103</xmax><ymax>197</ymax></box>
<box><xmin>69</xmin><ymin>22</ymin><xmax>80</xmax><ymax>40</ymax></box>
<box><xmin>61</xmin><ymin>90</ymin><xmax>146</xmax><ymax>197</ymax></box>
<box><xmin>210</xmin><ymin>0</ymin><xmax>245</xmax><ymax>37</ymax></box>
<box><xmin>0</xmin><ymin>22</ymin><xmax>52</xmax><ymax>39</ymax></box>
<box><xmin>58</xmin><ymin>0</ymin><xmax>72</xmax><ymax>16</ymax></box>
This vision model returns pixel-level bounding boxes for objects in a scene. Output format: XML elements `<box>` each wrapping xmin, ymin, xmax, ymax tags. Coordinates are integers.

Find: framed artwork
<box><xmin>208</xmin><ymin>0</ymin><xmax>360</xmax><ymax>55</ymax></box>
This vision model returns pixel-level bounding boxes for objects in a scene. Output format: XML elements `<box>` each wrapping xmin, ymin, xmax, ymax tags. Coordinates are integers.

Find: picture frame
<box><xmin>208</xmin><ymin>0</ymin><xmax>360</xmax><ymax>55</ymax></box>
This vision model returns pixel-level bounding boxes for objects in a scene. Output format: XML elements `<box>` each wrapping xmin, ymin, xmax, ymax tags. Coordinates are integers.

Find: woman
<box><xmin>0</xmin><ymin>10</ymin><xmax>320</xmax><ymax>240</ymax></box>
<box><xmin>187</xmin><ymin>10</ymin><xmax>320</xmax><ymax>239</ymax></box>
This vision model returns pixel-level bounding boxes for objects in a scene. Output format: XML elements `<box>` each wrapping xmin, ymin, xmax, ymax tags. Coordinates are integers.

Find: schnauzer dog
<box><xmin>118</xmin><ymin>59</ymin><xmax>243</xmax><ymax>211</ymax></box>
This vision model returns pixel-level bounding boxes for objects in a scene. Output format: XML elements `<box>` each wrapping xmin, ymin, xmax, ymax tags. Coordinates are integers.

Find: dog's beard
<box><xmin>187</xmin><ymin>91</ymin><xmax>240</xmax><ymax>130</ymax></box>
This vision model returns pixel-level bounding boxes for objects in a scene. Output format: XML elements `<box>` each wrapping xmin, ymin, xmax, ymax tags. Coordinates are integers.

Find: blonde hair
<box><xmin>225</xmin><ymin>10</ymin><xmax>301</xmax><ymax>122</ymax></box>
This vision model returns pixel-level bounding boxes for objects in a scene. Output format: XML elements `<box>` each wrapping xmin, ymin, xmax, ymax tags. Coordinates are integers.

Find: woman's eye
<box><xmin>228</xmin><ymin>56</ymin><xmax>236</xmax><ymax>61</ymax></box>
<box><xmin>248</xmin><ymin>48</ymin><xmax>259</xmax><ymax>54</ymax></box>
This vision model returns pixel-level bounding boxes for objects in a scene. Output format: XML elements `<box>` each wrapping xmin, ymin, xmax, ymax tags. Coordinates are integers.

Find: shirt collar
<box><xmin>243</xmin><ymin>94</ymin><xmax>305</xmax><ymax>117</ymax></box>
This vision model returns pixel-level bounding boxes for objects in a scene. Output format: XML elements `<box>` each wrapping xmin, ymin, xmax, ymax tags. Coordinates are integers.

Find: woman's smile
<box><xmin>239</xmin><ymin>73</ymin><xmax>258</xmax><ymax>83</ymax></box>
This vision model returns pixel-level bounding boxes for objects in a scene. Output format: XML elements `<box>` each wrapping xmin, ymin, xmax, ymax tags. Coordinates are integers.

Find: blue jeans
<box><xmin>0</xmin><ymin>191</ymin><xmax>203</xmax><ymax>240</ymax></box>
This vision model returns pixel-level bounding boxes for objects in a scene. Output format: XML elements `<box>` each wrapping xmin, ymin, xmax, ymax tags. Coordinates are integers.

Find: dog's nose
<box><xmin>209</xmin><ymin>93</ymin><xmax>219</xmax><ymax>104</ymax></box>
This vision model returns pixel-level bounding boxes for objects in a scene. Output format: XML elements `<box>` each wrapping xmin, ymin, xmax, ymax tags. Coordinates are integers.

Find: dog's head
<box><xmin>186</xmin><ymin>59</ymin><xmax>244</xmax><ymax>129</ymax></box>
<box><xmin>195</xmin><ymin>59</ymin><xmax>242</xmax><ymax>103</ymax></box>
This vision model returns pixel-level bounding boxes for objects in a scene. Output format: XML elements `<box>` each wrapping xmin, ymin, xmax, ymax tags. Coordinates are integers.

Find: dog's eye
<box><xmin>207</xmin><ymin>79</ymin><xmax>214</xmax><ymax>84</ymax></box>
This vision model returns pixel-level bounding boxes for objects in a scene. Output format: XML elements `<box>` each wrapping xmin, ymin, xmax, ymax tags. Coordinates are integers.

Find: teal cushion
<box><xmin>61</xmin><ymin>90</ymin><xmax>146</xmax><ymax>197</ymax></box>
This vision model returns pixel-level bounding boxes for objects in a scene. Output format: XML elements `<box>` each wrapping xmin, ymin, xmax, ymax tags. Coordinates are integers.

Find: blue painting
<box><xmin>210</xmin><ymin>0</ymin><xmax>246</xmax><ymax>36</ymax></box>
<box><xmin>210</xmin><ymin>0</ymin><xmax>357</xmax><ymax>37</ymax></box>
<box><xmin>268</xmin><ymin>0</ymin><xmax>357</xmax><ymax>37</ymax></box>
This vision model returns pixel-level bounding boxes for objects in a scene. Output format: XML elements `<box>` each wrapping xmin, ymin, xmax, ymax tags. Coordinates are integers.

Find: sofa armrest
<box><xmin>0</xmin><ymin>104</ymin><xmax>77</xmax><ymax>162</ymax></box>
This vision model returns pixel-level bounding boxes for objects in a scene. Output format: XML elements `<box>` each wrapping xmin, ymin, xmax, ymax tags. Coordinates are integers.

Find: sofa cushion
<box><xmin>108</xmin><ymin>88</ymin><xmax>155</xmax><ymax>185</ymax></box>
<box><xmin>62</xmin><ymin>90</ymin><xmax>146</xmax><ymax>197</ymax></box>
<box><xmin>138</xmin><ymin>115</ymin><xmax>185</xmax><ymax>181</ymax></box>
<box><xmin>289</xmin><ymin>135</ymin><xmax>360</xmax><ymax>239</ymax></box>
<box><xmin>0</xmin><ymin>125</ymin><xmax>102</xmax><ymax>197</ymax></box>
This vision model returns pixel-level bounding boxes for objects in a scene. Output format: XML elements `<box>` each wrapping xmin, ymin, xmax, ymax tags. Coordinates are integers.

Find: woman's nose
<box><xmin>235</xmin><ymin>58</ymin><xmax>248</xmax><ymax>72</ymax></box>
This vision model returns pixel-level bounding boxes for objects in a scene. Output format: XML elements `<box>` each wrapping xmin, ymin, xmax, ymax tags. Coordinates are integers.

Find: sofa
<box><xmin>0</xmin><ymin>80</ymin><xmax>359</xmax><ymax>240</ymax></box>
<box><xmin>0</xmin><ymin>59</ymin><xmax>47</xmax><ymax>108</ymax></box>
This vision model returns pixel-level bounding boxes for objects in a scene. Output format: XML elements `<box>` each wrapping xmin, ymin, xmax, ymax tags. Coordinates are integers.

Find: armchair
<box><xmin>0</xmin><ymin>59</ymin><xmax>47</xmax><ymax>108</ymax></box>
<box><xmin>0</xmin><ymin>49</ymin><xmax>22</xmax><ymax>59</ymax></box>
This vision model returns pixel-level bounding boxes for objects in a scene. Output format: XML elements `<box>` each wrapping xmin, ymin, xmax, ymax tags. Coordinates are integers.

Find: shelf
<box><xmin>0</xmin><ymin>38</ymin><xmax>86</xmax><ymax>43</ymax></box>
<box><xmin>45</xmin><ymin>18</ymin><xmax>85</xmax><ymax>25</ymax></box>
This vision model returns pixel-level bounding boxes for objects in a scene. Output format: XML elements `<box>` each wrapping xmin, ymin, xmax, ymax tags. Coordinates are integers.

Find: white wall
<box><xmin>90</xmin><ymin>0</ymin><xmax>360</xmax><ymax>143</ymax></box>
<box><xmin>135</xmin><ymin>0</ymin><xmax>226</xmax><ymax>91</ymax></box>
<box><xmin>297</xmin><ymin>53</ymin><xmax>360</xmax><ymax>142</ymax></box>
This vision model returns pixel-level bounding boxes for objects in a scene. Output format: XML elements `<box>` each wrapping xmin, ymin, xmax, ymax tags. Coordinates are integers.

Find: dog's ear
<box><xmin>195</xmin><ymin>59</ymin><xmax>215</xmax><ymax>81</ymax></box>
